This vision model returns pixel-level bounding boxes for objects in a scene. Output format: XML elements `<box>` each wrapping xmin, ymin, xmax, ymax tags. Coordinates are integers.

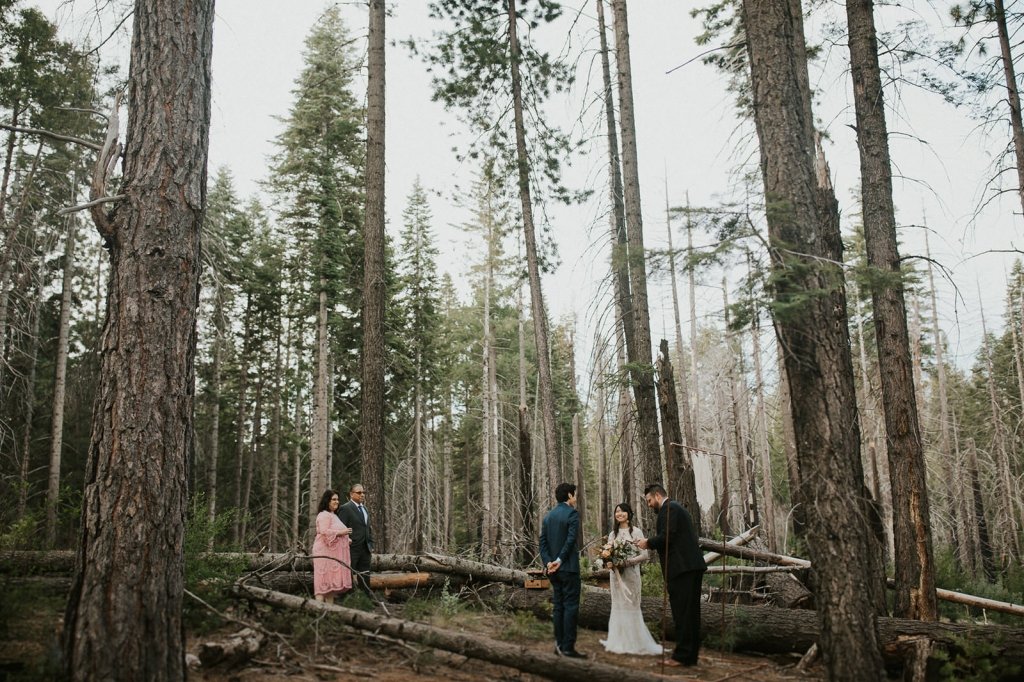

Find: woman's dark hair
<box><xmin>317</xmin><ymin>489</ymin><xmax>339</xmax><ymax>514</ymax></box>
<box><xmin>612</xmin><ymin>502</ymin><xmax>636</xmax><ymax>536</ymax></box>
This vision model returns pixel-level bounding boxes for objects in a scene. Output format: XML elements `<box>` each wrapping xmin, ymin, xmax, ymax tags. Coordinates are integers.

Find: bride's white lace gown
<box><xmin>599</xmin><ymin>527</ymin><xmax>664</xmax><ymax>655</ymax></box>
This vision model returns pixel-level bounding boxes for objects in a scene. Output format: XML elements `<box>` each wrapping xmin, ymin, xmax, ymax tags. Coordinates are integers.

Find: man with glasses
<box><xmin>337</xmin><ymin>483</ymin><xmax>374</xmax><ymax>598</ymax></box>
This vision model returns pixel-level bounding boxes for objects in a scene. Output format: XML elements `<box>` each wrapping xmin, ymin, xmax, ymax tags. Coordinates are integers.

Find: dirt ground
<box><xmin>187</xmin><ymin>601</ymin><xmax>822</xmax><ymax>682</ymax></box>
<box><xmin>1</xmin><ymin>578</ymin><xmax>822</xmax><ymax>681</ymax></box>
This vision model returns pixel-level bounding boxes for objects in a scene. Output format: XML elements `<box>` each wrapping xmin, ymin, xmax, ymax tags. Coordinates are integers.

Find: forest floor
<box><xmin>1</xmin><ymin>577</ymin><xmax>821</xmax><ymax>681</ymax></box>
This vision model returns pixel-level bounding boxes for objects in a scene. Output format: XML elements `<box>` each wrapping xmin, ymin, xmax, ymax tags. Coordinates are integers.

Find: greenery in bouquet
<box><xmin>598</xmin><ymin>538</ymin><xmax>638</xmax><ymax>569</ymax></box>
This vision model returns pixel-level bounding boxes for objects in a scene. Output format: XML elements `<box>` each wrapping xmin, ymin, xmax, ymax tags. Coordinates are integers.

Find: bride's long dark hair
<box><xmin>610</xmin><ymin>502</ymin><xmax>637</xmax><ymax>538</ymax></box>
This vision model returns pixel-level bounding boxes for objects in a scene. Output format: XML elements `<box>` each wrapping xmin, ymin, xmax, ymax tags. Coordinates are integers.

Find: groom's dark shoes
<box><xmin>562</xmin><ymin>649</ymin><xmax>586</xmax><ymax>659</ymax></box>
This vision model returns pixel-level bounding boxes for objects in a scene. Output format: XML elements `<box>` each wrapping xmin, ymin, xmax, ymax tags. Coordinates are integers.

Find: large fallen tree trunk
<box><xmin>6</xmin><ymin>549</ymin><xmax>1022</xmax><ymax>617</ymax></box>
<box><xmin>248</xmin><ymin>571</ymin><xmax>468</xmax><ymax>595</ymax></box>
<box><xmin>234</xmin><ymin>583</ymin><xmax>658</xmax><ymax>682</ymax></box>
<box><xmin>501</xmin><ymin>587</ymin><xmax>1024</xmax><ymax>667</ymax></box>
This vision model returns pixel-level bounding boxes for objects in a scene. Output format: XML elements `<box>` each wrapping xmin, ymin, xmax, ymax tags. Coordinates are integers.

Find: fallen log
<box><xmin>234</xmin><ymin>582</ymin><xmax>662</xmax><ymax>682</ymax></box>
<box><xmin>501</xmin><ymin>586</ymin><xmax>1024</xmax><ymax>667</ymax></box>
<box><xmin>250</xmin><ymin>571</ymin><xmax>466</xmax><ymax>595</ymax></box>
<box><xmin>703</xmin><ymin>525</ymin><xmax>761</xmax><ymax>564</ymax></box>
<box><xmin>885</xmin><ymin>579</ymin><xmax>1024</xmax><ymax>618</ymax></box>
<box><xmin>763</xmin><ymin>572</ymin><xmax>813</xmax><ymax>608</ymax></box>
<box><xmin>371</xmin><ymin>553</ymin><xmax>530</xmax><ymax>585</ymax></box>
<box><xmin>6</xmin><ymin>549</ymin><xmax>1021</xmax><ymax>617</ymax></box>
<box><xmin>697</xmin><ymin>542</ymin><xmax>811</xmax><ymax>568</ymax></box>
<box><xmin>196</xmin><ymin>628</ymin><xmax>264</xmax><ymax>668</ymax></box>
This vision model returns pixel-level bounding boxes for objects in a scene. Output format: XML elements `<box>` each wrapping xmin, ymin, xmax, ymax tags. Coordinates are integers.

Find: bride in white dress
<box><xmin>599</xmin><ymin>502</ymin><xmax>664</xmax><ymax>655</ymax></box>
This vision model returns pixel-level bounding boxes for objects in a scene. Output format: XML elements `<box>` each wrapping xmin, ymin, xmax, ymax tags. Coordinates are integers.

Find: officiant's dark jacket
<box><xmin>540</xmin><ymin>502</ymin><xmax>580</xmax><ymax>574</ymax></box>
<box><xmin>338</xmin><ymin>499</ymin><xmax>374</xmax><ymax>553</ymax></box>
<box><xmin>647</xmin><ymin>500</ymin><xmax>706</xmax><ymax>578</ymax></box>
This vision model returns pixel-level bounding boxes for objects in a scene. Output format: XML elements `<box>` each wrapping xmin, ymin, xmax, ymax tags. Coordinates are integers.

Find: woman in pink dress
<box><xmin>312</xmin><ymin>489</ymin><xmax>353</xmax><ymax>603</ymax></box>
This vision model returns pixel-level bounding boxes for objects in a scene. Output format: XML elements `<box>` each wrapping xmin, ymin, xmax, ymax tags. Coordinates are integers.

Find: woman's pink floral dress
<box><xmin>312</xmin><ymin>510</ymin><xmax>353</xmax><ymax>597</ymax></box>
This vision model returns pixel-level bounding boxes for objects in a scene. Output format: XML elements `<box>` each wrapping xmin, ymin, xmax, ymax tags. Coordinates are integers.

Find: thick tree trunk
<box><xmin>611</xmin><ymin>0</ymin><xmax>662</xmax><ymax>509</ymax></box>
<box><xmin>741</xmin><ymin>0</ymin><xmax>885</xmax><ymax>677</ymax></box>
<box><xmin>991</xmin><ymin>0</ymin><xmax>1024</xmax><ymax>215</ymax></box>
<box><xmin>847</xmin><ymin>0</ymin><xmax>937</xmax><ymax>621</ymax></box>
<box><xmin>506</xmin><ymin>0</ymin><xmax>560</xmax><ymax>490</ymax></box>
<box><xmin>360</xmin><ymin>0</ymin><xmax>388</xmax><ymax>552</ymax></box>
<box><xmin>61</xmin><ymin>1</ymin><xmax>214</xmax><ymax>678</ymax></box>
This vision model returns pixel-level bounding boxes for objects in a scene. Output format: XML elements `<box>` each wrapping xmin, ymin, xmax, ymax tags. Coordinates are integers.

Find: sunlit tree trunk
<box><xmin>62</xmin><ymin>0</ymin><xmax>214</xmax><ymax>676</ymax></box>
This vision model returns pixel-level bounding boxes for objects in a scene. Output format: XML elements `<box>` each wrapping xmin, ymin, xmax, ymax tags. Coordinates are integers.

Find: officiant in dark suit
<box><xmin>636</xmin><ymin>482</ymin><xmax>707</xmax><ymax>667</ymax></box>
<box><xmin>337</xmin><ymin>483</ymin><xmax>374</xmax><ymax>597</ymax></box>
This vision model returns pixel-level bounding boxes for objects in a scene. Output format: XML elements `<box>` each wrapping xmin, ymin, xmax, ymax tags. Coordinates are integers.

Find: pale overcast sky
<box><xmin>31</xmin><ymin>0</ymin><xmax>1024</xmax><ymax>378</ymax></box>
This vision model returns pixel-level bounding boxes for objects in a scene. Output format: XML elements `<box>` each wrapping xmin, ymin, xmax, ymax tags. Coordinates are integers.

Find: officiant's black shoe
<box><xmin>563</xmin><ymin>650</ymin><xmax>587</xmax><ymax>659</ymax></box>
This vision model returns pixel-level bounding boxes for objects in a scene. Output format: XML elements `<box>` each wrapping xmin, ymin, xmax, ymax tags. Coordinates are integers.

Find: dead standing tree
<box><xmin>61</xmin><ymin>0</ymin><xmax>215</xmax><ymax>679</ymax></box>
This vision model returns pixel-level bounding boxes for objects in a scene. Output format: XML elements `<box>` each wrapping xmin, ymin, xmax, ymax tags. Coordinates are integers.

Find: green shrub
<box><xmin>933</xmin><ymin>634</ymin><xmax>1022</xmax><ymax>682</ymax></box>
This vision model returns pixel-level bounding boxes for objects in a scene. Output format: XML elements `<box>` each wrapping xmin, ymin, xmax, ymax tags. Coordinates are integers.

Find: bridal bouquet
<box><xmin>598</xmin><ymin>538</ymin><xmax>638</xmax><ymax>569</ymax></box>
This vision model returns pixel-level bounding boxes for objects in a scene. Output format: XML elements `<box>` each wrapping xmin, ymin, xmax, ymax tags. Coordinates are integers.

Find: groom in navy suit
<box><xmin>539</xmin><ymin>482</ymin><xmax>585</xmax><ymax>658</ymax></box>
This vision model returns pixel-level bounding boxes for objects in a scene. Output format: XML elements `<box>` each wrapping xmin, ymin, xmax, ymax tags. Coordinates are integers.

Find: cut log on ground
<box><xmin>234</xmin><ymin>583</ymin><xmax>664</xmax><ymax>682</ymax></box>
<box><xmin>763</xmin><ymin>572</ymin><xmax>813</xmax><ymax>608</ymax></box>
<box><xmin>196</xmin><ymin>628</ymin><xmax>264</xmax><ymax>668</ymax></box>
<box><xmin>500</xmin><ymin>586</ymin><xmax>1024</xmax><ymax>668</ymax></box>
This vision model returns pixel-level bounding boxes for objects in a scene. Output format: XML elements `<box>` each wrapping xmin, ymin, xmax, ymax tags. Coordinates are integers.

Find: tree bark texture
<box><xmin>741</xmin><ymin>0</ymin><xmax>885</xmax><ymax>677</ymax></box>
<box><xmin>846</xmin><ymin>0</ymin><xmax>938</xmax><ymax>622</ymax></box>
<box><xmin>506</xmin><ymin>0</ymin><xmax>561</xmax><ymax>489</ymax></box>
<box><xmin>611</xmin><ymin>0</ymin><xmax>662</xmax><ymax>505</ymax></box>
<box><xmin>361</xmin><ymin>0</ymin><xmax>388</xmax><ymax>551</ymax></box>
<box><xmin>61</xmin><ymin>1</ymin><xmax>214</xmax><ymax>679</ymax></box>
